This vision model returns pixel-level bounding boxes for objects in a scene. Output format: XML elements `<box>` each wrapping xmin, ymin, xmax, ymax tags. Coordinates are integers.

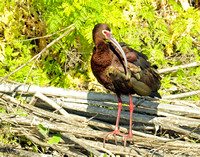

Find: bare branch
<box><xmin>61</xmin><ymin>133</ymin><xmax>104</xmax><ymax>157</ymax></box>
<box><xmin>158</xmin><ymin>61</ymin><xmax>200</xmax><ymax>74</ymax></box>
<box><xmin>35</xmin><ymin>92</ymin><xmax>69</xmax><ymax>117</ymax></box>
<box><xmin>162</xmin><ymin>90</ymin><xmax>200</xmax><ymax>99</ymax></box>
<box><xmin>0</xmin><ymin>143</ymin><xmax>53</xmax><ymax>157</ymax></box>
<box><xmin>2</xmin><ymin>25</ymin><xmax>74</xmax><ymax>45</ymax></box>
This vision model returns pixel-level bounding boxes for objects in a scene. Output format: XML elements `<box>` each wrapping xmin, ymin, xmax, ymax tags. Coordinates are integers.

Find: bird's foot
<box><xmin>123</xmin><ymin>133</ymin><xmax>133</xmax><ymax>148</ymax></box>
<box><xmin>103</xmin><ymin>130</ymin><xmax>133</xmax><ymax>148</ymax></box>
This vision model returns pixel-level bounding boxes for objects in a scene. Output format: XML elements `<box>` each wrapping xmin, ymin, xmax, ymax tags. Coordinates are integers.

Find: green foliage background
<box><xmin>0</xmin><ymin>0</ymin><xmax>199</xmax><ymax>100</ymax></box>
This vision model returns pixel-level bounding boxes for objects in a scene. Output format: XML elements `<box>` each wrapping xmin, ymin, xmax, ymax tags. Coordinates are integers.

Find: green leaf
<box><xmin>103</xmin><ymin>153</ymin><xmax>107</xmax><ymax>157</ymax></box>
<box><xmin>48</xmin><ymin>133</ymin><xmax>62</xmax><ymax>144</ymax></box>
<box><xmin>16</xmin><ymin>111</ymin><xmax>27</xmax><ymax>117</ymax></box>
<box><xmin>32</xmin><ymin>145</ymin><xmax>38</xmax><ymax>152</ymax></box>
<box><xmin>0</xmin><ymin>107</ymin><xmax>6</xmax><ymax>113</ymax></box>
<box><xmin>38</xmin><ymin>124</ymin><xmax>49</xmax><ymax>135</ymax></box>
<box><xmin>0</xmin><ymin>2</ymin><xmax>5</xmax><ymax>12</ymax></box>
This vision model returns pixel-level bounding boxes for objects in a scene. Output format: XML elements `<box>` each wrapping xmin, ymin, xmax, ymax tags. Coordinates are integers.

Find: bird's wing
<box><xmin>107</xmin><ymin>43</ymin><xmax>161</xmax><ymax>97</ymax></box>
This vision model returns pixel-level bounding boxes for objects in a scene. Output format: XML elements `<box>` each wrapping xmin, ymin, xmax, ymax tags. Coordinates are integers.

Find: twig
<box><xmin>160</xmin><ymin>98</ymin><xmax>198</xmax><ymax>108</ymax></box>
<box><xmin>76</xmin><ymin>138</ymin><xmax>140</xmax><ymax>156</ymax></box>
<box><xmin>35</xmin><ymin>92</ymin><xmax>69</xmax><ymax>117</ymax></box>
<box><xmin>19</xmin><ymin>54</ymin><xmax>41</xmax><ymax>99</ymax></box>
<box><xmin>0</xmin><ymin>143</ymin><xmax>53</xmax><ymax>157</ymax></box>
<box><xmin>162</xmin><ymin>90</ymin><xmax>200</xmax><ymax>99</ymax></box>
<box><xmin>1</xmin><ymin>26</ymin><xmax>74</xmax><ymax>45</ymax></box>
<box><xmin>158</xmin><ymin>61</ymin><xmax>200</xmax><ymax>74</ymax></box>
<box><xmin>61</xmin><ymin>133</ymin><xmax>104</xmax><ymax>157</ymax></box>
<box><xmin>88</xmin><ymin>144</ymin><xmax>115</xmax><ymax>157</ymax></box>
<box><xmin>0</xmin><ymin>77</ymin><xmax>23</xmax><ymax>85</ymax></box>
<box><xmin>153</xmin><ymin>118</ymin><xmax>200</xmax><ymax>140</ymax></box>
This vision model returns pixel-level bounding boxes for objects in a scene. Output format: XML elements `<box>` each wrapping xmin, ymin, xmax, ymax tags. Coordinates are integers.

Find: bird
<box><xmin>91</xmin><ymin>23</ymin><xmax>161</xmax><ymax>147</ymax></box>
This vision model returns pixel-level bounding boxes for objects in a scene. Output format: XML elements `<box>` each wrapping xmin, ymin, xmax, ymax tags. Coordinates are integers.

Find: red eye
<box><xmin>103</xmin><ymin>30</ymin><xmax>108</xmax><ymax>35</ymax></box>
<box><xmin>103</xmin><ymin>30</ymin><xmax>111</xmax><ymax>39</ymax></box>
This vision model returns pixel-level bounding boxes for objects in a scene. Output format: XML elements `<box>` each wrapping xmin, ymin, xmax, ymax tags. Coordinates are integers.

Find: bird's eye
<box><xmin>102</xmin><ymin>30</ymin><xmax>111</xmax><ymax>39</ymax></box>
<box><xmin>103</xmin><ymin>30</ymin><xmax>108</xmax><ymax>35</ymax></box>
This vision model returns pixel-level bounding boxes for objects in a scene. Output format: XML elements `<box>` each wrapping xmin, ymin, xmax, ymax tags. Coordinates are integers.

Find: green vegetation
<box><xmin>0</xmin><ymin>0</ymin><xmax>199</xmax><ymax>100</ymax></box>
<box><xmin>0</xmin><ymin>1</ymin><xmax>199</xmax><ymax>155</ymax></box>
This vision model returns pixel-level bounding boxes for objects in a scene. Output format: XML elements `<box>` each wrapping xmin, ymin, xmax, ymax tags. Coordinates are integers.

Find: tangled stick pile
<box><xmin>0</xmin><ymin>83</ymin><xmax>200</xmax><ymax>156</ymax></box>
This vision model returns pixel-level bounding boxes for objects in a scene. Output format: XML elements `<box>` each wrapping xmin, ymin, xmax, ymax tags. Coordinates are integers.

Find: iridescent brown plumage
<box><xmin>91</xmin><ymin>23</ymin><xmax>161</xmax><ymax>147</ymax></box>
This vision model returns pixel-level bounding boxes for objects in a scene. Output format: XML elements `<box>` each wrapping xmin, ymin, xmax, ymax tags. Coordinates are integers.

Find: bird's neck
<box><xmin>94</xmin><ymin>36</ymin><xmax>109</xmax><ymax>51</ymax></box>
<box><xmin>92</xmin><ymin>37</ymin><xmax>113</xmax><ymax>70</ymax></box>
<box><xmin>96</xmin><ymin>44</ymin><xmax>110</xmax><ymax>56</ymax></box>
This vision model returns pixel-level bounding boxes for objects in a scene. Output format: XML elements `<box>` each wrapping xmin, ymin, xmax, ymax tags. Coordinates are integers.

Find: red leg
<box><xmin>103</xmin><ymin>94</ymin><xmax>125</xmax><ymax>146</ymax></box>
<box><xmin>103</xmin><ymin>93</ymin><xmax>134</xmax><ymax>147</ymax></box>
<box><xmin>115</xmin><ymin>95</ymin><xmax>122</xmax><ymax>131</ymax></box>
<box><xmin>123</xmin><ymin>93</ymin><xmax>133</xmax><ymax>147</ymax></box>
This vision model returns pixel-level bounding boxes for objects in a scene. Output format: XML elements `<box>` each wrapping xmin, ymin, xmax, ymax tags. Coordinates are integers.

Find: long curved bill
<box><xmin>108</xmin><ymin>34</ymin><xmax>128</xmax><ymax>75</ymax></box>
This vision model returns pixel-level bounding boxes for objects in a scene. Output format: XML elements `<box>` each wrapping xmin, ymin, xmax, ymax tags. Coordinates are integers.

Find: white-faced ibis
<box><xmin>91</xmin><ymin>23</ymin><xmax>161</xmax><ymax>147</ymax></box>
